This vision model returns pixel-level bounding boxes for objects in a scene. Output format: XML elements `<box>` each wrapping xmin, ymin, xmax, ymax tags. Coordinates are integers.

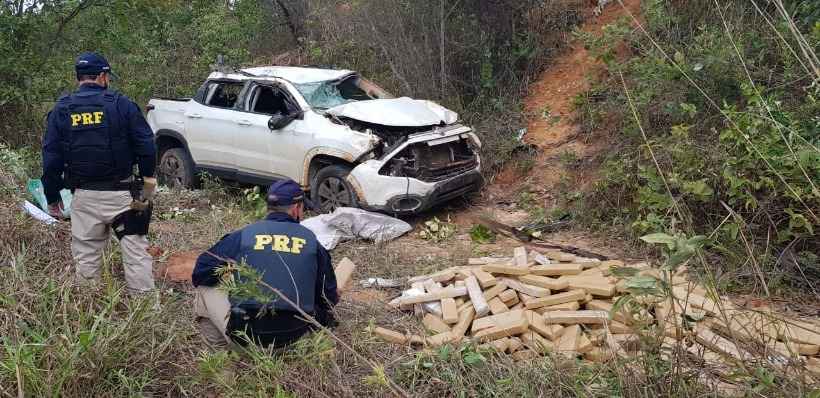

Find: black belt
<box><xmin>76</xmin><ymin>179</ymin><xmax>133</xmax><ymax>191</ymax></box>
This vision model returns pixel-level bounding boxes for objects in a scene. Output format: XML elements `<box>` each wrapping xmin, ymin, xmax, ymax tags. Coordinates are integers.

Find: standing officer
<box><xmin>192</xmin><ymin>179</ymin><xmax>338</xmax><ymax>349</ymax></box>
<box><xmin>41</xmin><ymin>52</ymin><xmax>157</xmax><ymax>293</ymax></box>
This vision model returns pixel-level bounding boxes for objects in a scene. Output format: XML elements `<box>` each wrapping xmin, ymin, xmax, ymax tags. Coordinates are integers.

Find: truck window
<box><xmin>203</xmin><ymin>81</ymin><xmax>244</xmax><ymax>108</ymax></box>
<box><xmin>247</xmin><ymin>85</ymin><xmax>290</xmax><ymax>115</ymax></box>
<box><xmin>295</xmin><ymin>74</ymin><xmax>394</xmax><ymax>110</ymax></box>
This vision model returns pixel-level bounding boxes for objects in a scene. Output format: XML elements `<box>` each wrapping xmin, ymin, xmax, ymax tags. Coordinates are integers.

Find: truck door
<box><xmin>236</xmin><ymin>82</ymin><xmax>306</xmax><ymax>181</ymax></box>
<box><xmin>184</xmin><ymin>80</ymin><xmax>246</xmax><ymax>175</ymax></box>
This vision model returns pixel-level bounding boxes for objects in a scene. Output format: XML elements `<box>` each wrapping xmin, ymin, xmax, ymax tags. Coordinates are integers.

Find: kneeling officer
<box><xmin>41</xmin><ymin>52</ymin><xmax>157</xmax><ymax>293</ymax></box>
<box><xmin>192</xmin><ymin>180</ymin><xmax>338</xmax><ymax>349</ymax></box>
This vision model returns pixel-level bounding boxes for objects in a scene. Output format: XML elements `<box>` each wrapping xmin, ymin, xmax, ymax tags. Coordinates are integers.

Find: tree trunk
<box><xmin>274</xmin><ymin>0</ymin><xmax>301</xmax><ymax>46</ymax></box>
<box><xmin>439</xmin><ymin>0</ymin><xmax>446</xmax><ymax>101</ymax></box>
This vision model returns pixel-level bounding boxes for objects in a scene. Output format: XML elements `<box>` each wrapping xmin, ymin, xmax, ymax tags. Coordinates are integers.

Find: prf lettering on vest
<box><xmin>70</xmin><ymin>111</ymin><xmax>104</xmax><ymax>126</ymax></box>
<box><xmin>253</xmin><ymin>234</ymin><xmax>307</xmax><ymax>254</ymax></box>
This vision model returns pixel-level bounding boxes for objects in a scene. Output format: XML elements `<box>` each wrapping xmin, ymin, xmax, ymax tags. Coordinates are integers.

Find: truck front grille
<box><xmin>380</xmin><ymin>137</ymin><xmax>479</xmax><ymax>183</ymax></box>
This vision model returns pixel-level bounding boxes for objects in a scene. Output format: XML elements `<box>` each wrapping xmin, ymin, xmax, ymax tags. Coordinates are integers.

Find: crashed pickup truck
<box><xmin>146</xmin><ymin>66</ymin><xmax>483</xmax><ymax>214</ymax></box>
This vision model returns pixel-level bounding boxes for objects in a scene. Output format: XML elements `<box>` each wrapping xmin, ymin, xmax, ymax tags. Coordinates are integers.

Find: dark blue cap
<box><xmin>266</xmin><ymin>179</ymin><xmax>314</xmax><ymax>210</ymax></box>
<box><xmin>75</xmin><ymin>52</ymin><xmax>118</xmax><ymax>80</ymax></box>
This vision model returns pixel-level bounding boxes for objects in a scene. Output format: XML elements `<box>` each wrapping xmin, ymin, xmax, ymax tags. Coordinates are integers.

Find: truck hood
<box><xmin>325</xmin><ymin>97</ymin><xmax>458</xmax><ymax>127</ymax></box>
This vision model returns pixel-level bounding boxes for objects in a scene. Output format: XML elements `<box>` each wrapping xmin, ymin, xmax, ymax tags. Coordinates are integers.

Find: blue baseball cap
<box><xmin>75</xmin><ymin>52</ymin><xmax>118</xmax><ymax>80</ymax></box>
<box><xmin>266</xmin><ymin>179</ymin><xmax>314</xmax><ymax>210</ymax></box>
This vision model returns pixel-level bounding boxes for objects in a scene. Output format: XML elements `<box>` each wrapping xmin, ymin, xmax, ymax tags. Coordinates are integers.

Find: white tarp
<box><xmin>326</xmin><ymin>97</ymin><xmax>459</xmax><ymax>127</ymax></box>
<box><xmin>301</xmin><ymin>207</ymin><xmax>412</xmax><ymax>250</ymax></box>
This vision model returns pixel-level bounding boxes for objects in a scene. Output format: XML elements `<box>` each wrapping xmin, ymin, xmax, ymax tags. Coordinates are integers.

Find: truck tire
<box><xmin>311</xmin><ymin>165</ymin><xmax>359</xmax><ymax>213</ymax></box>
<box><xmin>158</xmin><ymin>147</ymin><xmax>196</xmax><ymax>189</ymax></box>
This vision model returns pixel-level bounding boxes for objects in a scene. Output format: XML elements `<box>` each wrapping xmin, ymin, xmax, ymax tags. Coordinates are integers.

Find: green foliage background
<box><xmin>0</xmin><ymin>0</ymin><xmax>584</xmax><ymax>175</ymax></box>
<box><xmin>0</xmin><ymin>0</ymin><xmax>273</xmax><ymax>146</ymax></box>
<box><xmin>575</xmin><ymin>0</ymin><xmax>819</xmax><ymax>293</ymax></box>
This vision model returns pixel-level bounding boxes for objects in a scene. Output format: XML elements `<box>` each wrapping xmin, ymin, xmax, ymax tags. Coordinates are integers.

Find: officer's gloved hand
<box><xmin>130</xmin><ymin>177</ymin><xmax>157</xmax><ymax>211</ymax></box>
<box><xmin>47</xmin><ymin>201</ymin><xmax>65</xmax><ymax>219</ymax></box>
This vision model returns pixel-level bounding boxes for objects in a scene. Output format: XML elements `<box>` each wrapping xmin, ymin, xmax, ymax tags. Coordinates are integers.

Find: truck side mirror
<box><xmin>268</xmin><ymin>113</ymin><xmax>292</xmax><ymax>130</ymax></box>
<box><xmin>268</xmin><ymin>110</ymin><xmax>305</xmax><ymax>130</ymax></box>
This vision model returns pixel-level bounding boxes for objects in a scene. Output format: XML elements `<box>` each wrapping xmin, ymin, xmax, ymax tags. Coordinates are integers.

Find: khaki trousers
<box><xmin>71</xmin><ymin>189</ymin><xmax>155</xmax><ymax>292</ymax></box>
<box><xmin>194</xmin><ymin>286</ymin><xmax>232</xmax><ymax>347</ymax></box>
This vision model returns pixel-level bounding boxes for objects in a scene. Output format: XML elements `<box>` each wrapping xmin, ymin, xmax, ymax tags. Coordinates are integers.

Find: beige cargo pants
<box><xmin>71</xmin><ymin>189</ymin><xmax>155</xmax><ymax>292</ymax></box>
<box><xmin>194</xmin><ymin>286</ymin><xmax>232</xmax><ymax>348</ymax></box>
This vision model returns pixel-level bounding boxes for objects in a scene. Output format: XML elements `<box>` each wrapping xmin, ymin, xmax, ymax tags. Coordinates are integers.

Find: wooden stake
<box><xmin>426</xmin><ymin>331</ymin><xmax>453</xmax><ymax>347</ymax></box>
<box><xmin>519</xmin><ymin>274</ymin><xmax>569</xmax><ymax>290</ymax></box>
<box><xmin>556</xmin><ymin>324</ymin><xmax>581</xmax><ymax>358</ymax></box>
<box><xmin>521</xmin><ymin>331</ymin><xmax>553</xmax><ymax>353</ymax></box>
<box><xmin>514</xmin><ymin>246</ymin><xmax>528</xmax><ymax>267</ymax></box>
<box><xmin>541</xmin><ymin>310</ymin><xmax>609</xmax><ymax>324</ymax></box>
<box><xmin>472</xmin><ymin>309</ymin><xmax>527</xmax><ymax>332</ymax></box>
<box><xmin>334</xmin><ymin>257</ymin><xmax>357</xmax><ymax>291</ymax></box>
<box><xmin>481</xmin><ymin>264</ymin><xmax>530</xmax><ymax>275</ymax></box>
<box><xmin>530</xmin><ymin>264</ymin><xmax>584</xmax><ymax>276</ymax></box>
<box><xmin>399</xmin><ymin>286</ymin><xmax>468</xmax><ymax>306</ymax></box>
<box><xmin>474</xmin><ymin>313</ymin><xmax>529</xmax><ymax>342</ymax></box>
<box><xmin>465</xmin><ymin>276</ymin><xmax>490</xmax><ymax>317</ymax></box>
<box><xmin>567</xmin><ymin>279</ymin><xmax>616</xmax><ymax>297</ymax></box>
<box><xmin>499</xmin><ymin>277</ymin><xmax>550</xmax><ymax>297</ymax></box>
<box><xmin>576</xmin><ymin>332</ymin><xmax>593</xmax><ymax>353</ymax></box>
<box><xmin>695</xmin><ymin>326</ymin><xmax>751</xmax><ymax>361</ymax></box>
<box><xmin>451</xmin><ymin>307</ymin><xmax>475</xmax><ymax>341</ymax></box>
<box><xmin>507</xmin><ymin>337</ymin><xmax>523</xmax><ymax>353</ymax></box>
<box><xmin>481</xmin><ymin>282</ymin><xmax>508</xmax><ymax>302</ymax></box>
<box><xmin>422</xmin><ymin>313</ymin><xmax>451</xmax><ymax>334</ymax></box>
<box><xmin>472</xmin><ymin>268</ymin><xmax>498</xmax><ymax>288</ymax></box>
<box><xmin>441</xmin><ymin>298</ymin><xmax>459</xmax><ymax>324</ymax></box>
<box><xmin>525</xmin><ymin>310</ymin><xmax>564</xmax><ymax>339</ymax></box>
<box><xmin>498</xmin><ymin>289</ymin><xmax>518</xmax><ymax>303</ymax></box>
<box><xmin>524</xmin><ymin>289</ymin><xmax>586</xmax><ymax>309</ymax></box>
<box><xmin>488</xmin><ymin>297</ymin><xmax>510</xmax><ymax>315</ymax></box>
<box><xmin>373</xmin><ymin>327</ymin><xmax>407</xmax><ymax>344</ymax></box>
<box><xmin>544</xmin><ymin>251</ymin><xmax>577</xmax><ymax>262</ymax></box>
<box><xmin>534</xmin><ymin>301</ymin><xmax>581</xmax><ymax>313</ymax></box>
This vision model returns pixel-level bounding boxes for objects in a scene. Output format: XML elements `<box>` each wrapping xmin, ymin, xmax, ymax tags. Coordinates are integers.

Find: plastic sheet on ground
<box><xmin>22</xmin><ymin>200</ymin><xmax>58</xmax><ymax>225</ymax></box>
<box><xmin>27</xmin><ymin>178</ymin><xmax>72</xmax><ymax>218</ymax></box>
<box><xmin>301</xmin><ymin>207</ymin><xmax>412</xmax><ymax>250</ymax></box>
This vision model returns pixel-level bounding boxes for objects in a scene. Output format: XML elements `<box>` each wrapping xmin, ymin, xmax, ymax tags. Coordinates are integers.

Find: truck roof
<box><xmin>207</xmin><ymin>66</ymin><xmax>355</xmax><ymax>84</ymax></box>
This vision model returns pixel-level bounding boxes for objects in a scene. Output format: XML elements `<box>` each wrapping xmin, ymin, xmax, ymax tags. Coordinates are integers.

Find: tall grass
<box><xmin>573</xmin><ymin>0</ymin><xmax>819</xmax><ymax>295</ymax></box>
<box><xmin>1</xmin><ymin>134</ymin><xmax>815</xmax><ymax>395</ymax></box>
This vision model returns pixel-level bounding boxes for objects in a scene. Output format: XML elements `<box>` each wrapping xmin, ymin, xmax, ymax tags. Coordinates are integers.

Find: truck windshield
<box><xmin>295</xmin><ymin>74</ymin><xmax>393</xmax><ymax>110</ymax></box>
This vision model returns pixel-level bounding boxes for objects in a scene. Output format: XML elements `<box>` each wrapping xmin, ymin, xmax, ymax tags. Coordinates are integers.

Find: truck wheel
<box><xmin>311</xmin><ymin>165</ymin><xmax>358</xmax><ymax>213</ymax></box>
<box><xmin>158</xmin><ymin>148</ymin><xmax>196</xmax><ymax>189</ymax></box>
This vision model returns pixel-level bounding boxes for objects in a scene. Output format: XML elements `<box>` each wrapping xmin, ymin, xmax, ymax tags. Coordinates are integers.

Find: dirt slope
<box><xmin>497</xmin><ymin>0</ymin><xmax>642</xmax><ymax>195</ymax></box>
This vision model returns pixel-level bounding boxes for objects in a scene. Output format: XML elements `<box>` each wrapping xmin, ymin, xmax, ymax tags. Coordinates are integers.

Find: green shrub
<box><xmin>576</xmin><ymin>0</ymin><xmax>819</xmax><ymax>293</ymax></box>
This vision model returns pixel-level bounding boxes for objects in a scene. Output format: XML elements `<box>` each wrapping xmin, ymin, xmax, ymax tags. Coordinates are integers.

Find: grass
<box><xmin>1</xmin><ymin>157</ymin><xmax>818</xmax><ymax>397</ymax></box>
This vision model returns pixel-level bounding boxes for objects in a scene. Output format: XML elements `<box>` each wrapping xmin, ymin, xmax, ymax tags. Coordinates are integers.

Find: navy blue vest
<box><xmin>236</xmin><ymin>220</ymin><xmax>320</xmax><ymax>313</ymax></box>
<box><xmin>57</xmin><ymin>89</ymin><xmax>133</xmax><ymax>185</ymax></box>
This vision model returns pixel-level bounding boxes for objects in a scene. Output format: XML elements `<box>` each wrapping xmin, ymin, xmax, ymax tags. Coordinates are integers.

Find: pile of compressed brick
<box><xmin>370</xmin><ymin>246</ymin><xmax>820</xmax><ymax>375</ymax></box>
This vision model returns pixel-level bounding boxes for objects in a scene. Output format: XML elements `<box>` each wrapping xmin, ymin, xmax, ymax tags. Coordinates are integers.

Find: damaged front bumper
<box><xmin>346</xmin><ymin>125</ymin><xmax>483</xmax><ymax>214</ymax></box>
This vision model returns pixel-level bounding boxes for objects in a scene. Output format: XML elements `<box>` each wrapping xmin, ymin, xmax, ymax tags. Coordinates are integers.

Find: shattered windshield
<box><xmin>295</xmin><ymin>74</ymin><xmax>393</xmax><ymax>110</ymax></box>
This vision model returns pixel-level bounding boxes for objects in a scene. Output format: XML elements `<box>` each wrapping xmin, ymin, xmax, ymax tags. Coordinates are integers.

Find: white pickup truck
<box><xmin>146</xmin><ymin>66</ymin><xmax>482</xmax><ymax>214</ymax></box>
